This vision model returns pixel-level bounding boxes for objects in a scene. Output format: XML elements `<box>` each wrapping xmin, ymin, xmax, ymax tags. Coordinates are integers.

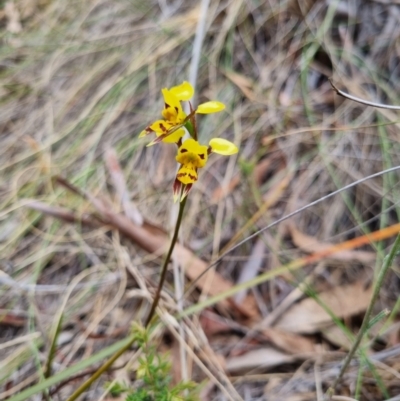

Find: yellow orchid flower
<box><xmin>139</xmin><ymin>86</ymin><xmax>188</xmax><ymax>145</ymax></box>
<box><xmin>139</xmin><ymin>81</ymin><xmax>225</xmax><ymax>146</ymax></box>
<box><xmin>173</xmin><ymin>137</ymin><xmax>238</xmax><ymax>201</ymax></box>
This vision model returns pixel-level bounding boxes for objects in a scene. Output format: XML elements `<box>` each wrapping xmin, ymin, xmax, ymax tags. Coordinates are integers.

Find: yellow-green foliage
<box><xmin>109</xmin><ymin>324</ymin><xmax>198</xmax><ymax>401</ymax></box>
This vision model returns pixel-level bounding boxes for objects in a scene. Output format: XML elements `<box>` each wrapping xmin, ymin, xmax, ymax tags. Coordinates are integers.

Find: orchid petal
<box><xmin>173</xmin><ymin>178</ymin><xmax>182</xmax><ymax>203</ymax></box>
<box><xmin>162</xmin><ymin>127</ymin><xmax>185</xmax><ymax>143</ymax></box>
<box><xmin>196</xmin><ymin>101</ymin><xmax>225</xmax><ymax>114</ymax></box>
<box><xmin>169</xmin><ymin>81</ymin><xmax>194</xmax><ymax>101</ymax></box>
<box><xmin>139</xmin><ymin>129</ymin><xmax>149</xmax><ymax>138</ymax></box>
<box><xmin>181</xmin><ymin>184</ymin><xmax>193</xmax><ymax>201</ymax></box>
<box><xmin>149</xmin><ymin>119</ymin><xmax>173</xmax><ymax>134</ymax></box>
<box><xmin>209</xmin><ymin>138</ymin><xmax>238</xmax><ymax>155</ymax></box>
<box><xmin>176</xmin><ymin>164</ymin><xmax>198</xmax><ymax>185</ymax></box>
<box><xmin>162</xmin><ymin>88</ymin><xmax>181</xmax><ymax>111</ymax></box>
<box><xmin>176</xmin><ymin>138</ymin><xmax>208</xmax><ymax>167</ymax></box>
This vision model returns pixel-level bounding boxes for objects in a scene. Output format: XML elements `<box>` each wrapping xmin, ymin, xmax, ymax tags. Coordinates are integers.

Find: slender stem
<box><xmin>65</xmin><ymin>336</ymin><xmax>136</xmax><ymax>401</ymax></box>
<box><xmin>326</xmin><ymin>232</ymin><xmax>400</xmax><ymax>399</ymax></box>
<box><xmin>44</xmin><ymin>316</ymin><xmax>64</xmax><ymax>379</ymax></box>
<box><xmin>65</xmin><ymin>197</ymin><xmax>187</xmax><ymax>401</ymax></box>
<box><xmin>43</xmin><ymin>315</ymin><xmax>64</xmax><ymax>400</ymax></box>
<box><xmin>145</xmin><ymin>197</ymin><xmax>187</xmax><ymax>327</ymax></box>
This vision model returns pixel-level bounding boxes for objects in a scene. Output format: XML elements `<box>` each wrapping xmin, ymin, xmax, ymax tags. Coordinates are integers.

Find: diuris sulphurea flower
<box><xmin>68</xmin><ymin>82</ymin><xmax>238</xmax><ymax>401</ymax></box>
<box><xmin>173</xmin><ymin>137</ymin><xmax>238</xmax><ymax>202</ymax></box>
<box><xmin>139</xmin><ymin>81</ymin><xmax>225</xmax><ymax>146</ymax></box>
<box><xmin>139</xmin><ymin>80</ymin><xmax>238</xmax><ymax>201</ymax></box>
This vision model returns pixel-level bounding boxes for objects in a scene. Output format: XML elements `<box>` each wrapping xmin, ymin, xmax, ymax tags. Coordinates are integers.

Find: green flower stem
<box><xmin>145</xmin><ymin>196</ymin><xmax>187</xmax><ymax>327</ymax></box>
<box><xmin>326</xmin><ymin>232</ymin><xmax>400</xmax><ymax>399</ymax></box>
<box><xmin>65</xmin><ymin>197</ymin><xmax>187</xmax><ymax>401</ymax></box>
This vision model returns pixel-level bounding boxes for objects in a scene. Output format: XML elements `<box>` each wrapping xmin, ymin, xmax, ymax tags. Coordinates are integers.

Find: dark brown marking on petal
<box><xmin>159</xmin><ymin>122</ymin><xmax>167</xmax><ymax>132</ymax></box>
<box><xmin>198</xmin><ymin>153</ymin><xmax>205</xmax><ymax>159</ymax></box>
<box><xmin>189</xmin><ymin>174</ymin><xmax>196</xmax><ymax>180</ymax></box>
<box><xmin>165</xmin><ymin>103</ymin><xmax>170</xmax><ymax>108</ymax></box>
<box><xmin>174</xmin><ymin>106</ymin><xmax>179</xmax><ymax>112</ymax></box>
<box><xmin>177</xmin><ymin>172</ymin><xmax>187</xmax><ymax>178</ymax></box>
<box><xmin>180</xmin><ymin>148</ymin><xmax>188</xmax><ymax>153</ymax></box>
<box><xmin>151</xmin><ymin>134</ymin><xmax>168</xmax><ymax>145</ymax></box>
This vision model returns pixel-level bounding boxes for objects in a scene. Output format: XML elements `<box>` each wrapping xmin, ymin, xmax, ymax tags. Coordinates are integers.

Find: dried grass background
<box><xmin>2</xmin><ymin>0</ymin><xmax>400</xmax><ymax>400</ymax></box>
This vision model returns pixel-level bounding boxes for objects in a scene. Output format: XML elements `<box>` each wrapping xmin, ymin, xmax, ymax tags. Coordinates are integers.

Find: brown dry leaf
<box><xmin>0</xmin><ymin>313</ymin><xmax>26</xmax><ymax>327</ymax></box>
<box><xmin>321</xmin><ymin>324</ymin><xmax>353</xmax><ymax>350</ymax></box>
<box><xmin>288</xmin><ymin>224</ymin><xmax>375</xmax><ymax>263</ymax></box>
<box><xmin>234</xmin><ymin>238</ymin><xmax>266</xmax><ymax>304</ymax></box>
<box><xmin>226</xmin><ymin>347</ymin><xmax>295</xmax><ymax>373</ymax></box>
<box><xmin>262</xmin><ymin>327</ymin><xmax>316</xmax><ymax>354</ymax></box>
<box><xmin>274</xmin><ymin>282</ymin><xmax>372</xmax><ymax>334</ymax></box>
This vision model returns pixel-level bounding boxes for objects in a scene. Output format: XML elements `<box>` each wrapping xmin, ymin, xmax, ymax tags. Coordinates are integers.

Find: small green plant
<box><xmin>108</xmin><ymin>324</ymin><xmax>198</xmax><ymax>401</ymax></box>
<box><xmin>106</xmin><ymin>381</ymin><xmax>130</xmax><ymax>397</ymax></box>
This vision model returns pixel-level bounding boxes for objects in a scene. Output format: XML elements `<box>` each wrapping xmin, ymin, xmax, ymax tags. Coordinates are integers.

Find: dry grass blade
<box><xmin>330</xmin><ymin>79</ymin><xmax>400</xmax><ymax>110</ymax></box>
